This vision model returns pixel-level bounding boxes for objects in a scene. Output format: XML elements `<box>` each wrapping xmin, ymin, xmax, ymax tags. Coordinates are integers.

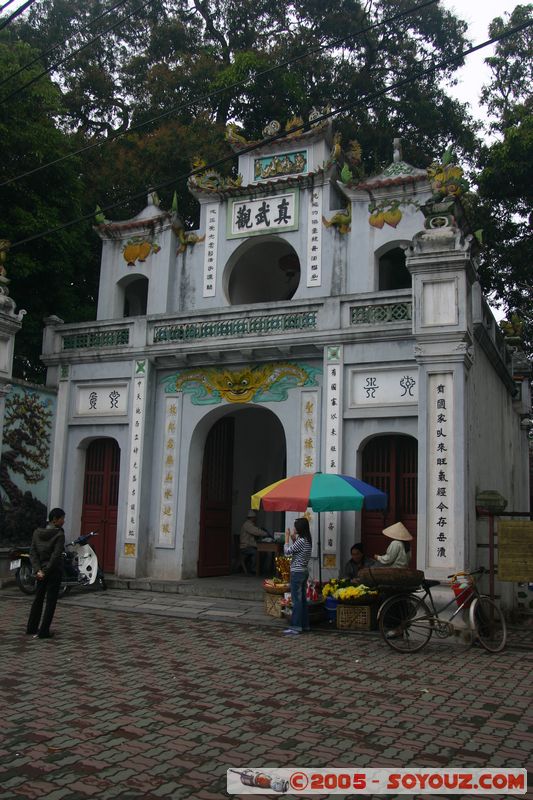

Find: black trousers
<box><xmin>26</xmin><ymin>569</ymin><xmax>62</xmax><ymax>636</ymax></box>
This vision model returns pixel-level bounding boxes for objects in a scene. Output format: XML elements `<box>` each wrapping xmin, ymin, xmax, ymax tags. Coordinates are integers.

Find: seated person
<box><xmin>342</xmin><ymin>542</ymin><xmax>378</xmax><ymax>581</ymax></box>
<box><xmin>239</xmin><ymin>510</ymin><xmax>265</xmax><ymax>572</ymax></box>
<box><xmin>374</xmin><ymin>522</ymin><xmax>412</xmax><ymax>568</ymax></box>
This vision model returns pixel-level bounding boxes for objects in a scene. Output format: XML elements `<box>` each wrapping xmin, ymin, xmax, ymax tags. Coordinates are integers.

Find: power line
<box><xmin>0</xmin><ymin>0</ymin><xmax>132</xmax><ymax>90</ymax></box>
<box><xmin>9</xmin><ymin>17</ymin><xmax>533</xmax><ymax>251</ymax></box>
<box><xmin>0</xmin><ymin>0</ymin><xmax>439</xmax><ymax>188</ymax></box>
<box><xmin>0</xmin><ymin>0</ymin><xmax>18</xmax><ymax>14</ymax></box>
<box><xmin>0</xmin><ymin>0</ymin><xmax>36</xmax><ymax>31</ymax></box>
<box><xmin>0</xmin><ymin>0</ymin><xmax>154</xmax><ymax>104</ymax></box>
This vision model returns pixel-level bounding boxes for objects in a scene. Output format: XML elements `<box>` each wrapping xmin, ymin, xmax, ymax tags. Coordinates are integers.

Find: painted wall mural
<box><xmin>254</xmin><ymin>150</ymin><xmax>307</xmax><ymax>180</ymax></box>
<box><xmin>162</xmin><ymin>362</ymin><xmax>321</xmax><ymax>405</ymax></box>
<box><xmin>0</xmin><ymin>383</ymin><xmax>56</xmax><ymax>543</ymax></box>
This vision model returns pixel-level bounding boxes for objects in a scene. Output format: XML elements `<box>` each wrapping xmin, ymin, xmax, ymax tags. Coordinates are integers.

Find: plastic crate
<box><xmin>336</xmin><ymin>604</ymin><xmax>375</xmax><ymax>630</ymax></box>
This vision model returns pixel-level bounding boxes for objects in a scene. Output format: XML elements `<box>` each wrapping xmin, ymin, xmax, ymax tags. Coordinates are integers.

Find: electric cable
<box><xmin>0</xmin><ymin>0</ymin><xmax>132</xmax><ymax>90</ymax></box>
<box><xmin>9</xmin><ymin>17</ymin><xmax>532</xmax><ymax>251</ymax></box>
<box><xmin>0</xmin><ymin>0</ymin><xmax>439</xmax><ymax>188</ymax></box>
<box><xmin>0</xmin><ymin>0</ymin><xmax>35</xmax><ymax>31</ymax></box>
<box><xmin>0</xmin><ymin>0</ymin><xmax>18</xmax><ymax>14</ymax></box>
<box><xmin>0</xmin><ymin>0</ymin><xmax>154</xmax><ymax>104</ymax></box>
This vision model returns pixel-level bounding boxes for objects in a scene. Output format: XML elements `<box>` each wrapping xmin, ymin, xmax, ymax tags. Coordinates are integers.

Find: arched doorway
<box><xmin>80</xmin><ymin>438</ymin><xmax>120</xmax><ymax>573</ymax></box>
<box><xmin>198</xmin><ymin>408</ymin><xmax>286</xmax><ymax>576</ymax></box>
<box><xmin>361</xmin><ymin>435</ymin><xmax>418</xmax><ymax>566</ymax></box>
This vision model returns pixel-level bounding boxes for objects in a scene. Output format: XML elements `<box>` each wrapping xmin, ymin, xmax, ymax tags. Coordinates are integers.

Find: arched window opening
<box><xmin>227</xmin><ymin>239</ymin><xmax>300</xmax><ymax>305</ymax></box>
<box><xmin>378</xmin><ymin>247</ymin><xmax>411</xmax><ymax>291</ymax></box>
<box><xmin>123</xmin><ymin>276</ymin><xmax>148</xmax><ymax>317</ymax></box>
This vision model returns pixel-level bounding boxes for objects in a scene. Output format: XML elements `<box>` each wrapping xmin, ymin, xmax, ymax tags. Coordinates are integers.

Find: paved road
<box><xmin>1</xmin><ymin>589</ymin><xmax>531</xmax><ymax>800</ymax></box>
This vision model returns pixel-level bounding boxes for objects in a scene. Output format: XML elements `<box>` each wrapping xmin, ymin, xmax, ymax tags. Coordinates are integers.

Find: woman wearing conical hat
<box><xmin>374</xmin><ymin>522</ymin><xmax>413</xmax><ymax>568</ymax></box>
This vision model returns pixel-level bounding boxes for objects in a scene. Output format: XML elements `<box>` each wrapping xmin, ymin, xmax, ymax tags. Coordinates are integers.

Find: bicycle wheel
<box><xmin>379</xmin><ymin>594</ymin><xmax>433</xmax><ymax>653</ymax></box>
<box><xmin>469</xmin><ymin>596</ymin><xmax>507</xmax><ymax>653</ymax></box>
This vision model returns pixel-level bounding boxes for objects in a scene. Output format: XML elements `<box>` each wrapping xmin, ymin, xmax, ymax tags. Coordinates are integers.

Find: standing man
<box><xmin>239</xmin><ymin>509</ymin><xmax>265</xmax><ymax>573</ymax></box>
<box><xmin>26</xmin><ymin>508</ymin><xmax>66</xmax><ymax>640</ymax></box>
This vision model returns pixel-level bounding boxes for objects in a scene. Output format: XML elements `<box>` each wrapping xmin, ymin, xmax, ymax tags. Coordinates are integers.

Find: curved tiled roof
<box><xmin>227</xmin><ymin>120</ymin><xmax>331</xmax><ymax>153</ymax></box>
<box><xmin>188</xmin><ymin>167</ymin><xmax>328</xmax><ymax>199</ymax></box>
<box><xmin>355</xmin><ymin>173</ymin><xmax>428</xmax><ymax>190</ymax></box>
<box><xmin>94</xmin><ymin>212</ymin><xmax>172</xmax><ymax>238</ymax></box>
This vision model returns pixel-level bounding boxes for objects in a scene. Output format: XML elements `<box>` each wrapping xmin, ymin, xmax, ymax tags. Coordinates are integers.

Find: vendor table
<box><xmin>256</xmin><ymin>542</ymin><xmax>282</xmax><ymax>576</ymax></box>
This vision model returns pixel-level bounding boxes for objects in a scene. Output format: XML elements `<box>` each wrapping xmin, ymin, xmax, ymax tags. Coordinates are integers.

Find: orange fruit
<box><xmin>383</xmin><ymin>207</ymin><xmax>402</xmax><ymax>228</ymax></box>
<box><xmin>123</xmin><ymin>242</ymin><xmax>140</xmax><ymax>265</ymax></box>
<box><xmin>369</xmin><ymin>212</ymin><xmax>385</xmax><ymax>229</ymax></box>
<box><xmin>137</xmin><ymin>241</ymin><xmax>152</xmax><ymax>261</ymax></box>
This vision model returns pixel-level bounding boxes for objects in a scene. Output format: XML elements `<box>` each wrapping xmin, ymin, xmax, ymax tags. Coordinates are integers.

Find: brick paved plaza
<box><xmin>0</xmin><ymin>591</ymin><xmax>531</xmax><ymax>800</ymax></box>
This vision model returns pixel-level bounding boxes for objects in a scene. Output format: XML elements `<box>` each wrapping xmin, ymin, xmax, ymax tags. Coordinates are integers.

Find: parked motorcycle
<box><xmin>10</xmin><ymin>531</ymin><xmax>106</xmax><ymax>596</ymax></box>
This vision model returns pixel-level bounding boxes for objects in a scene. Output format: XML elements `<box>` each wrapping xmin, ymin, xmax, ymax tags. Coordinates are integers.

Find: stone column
<box><xmin>119</xmin><ymin>358</ymin><xmax>151</xmax><ymax>578</ymax></box>
<box><xmin>406</xmin><ymin>200</ymin><xmax>477</xmax><ymax>580</ymax></box>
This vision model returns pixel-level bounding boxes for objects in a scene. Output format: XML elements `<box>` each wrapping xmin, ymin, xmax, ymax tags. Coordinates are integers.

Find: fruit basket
<box><xmin>263</xmin><ymin>579</ymin><xmax>290</xmax><ymax>595</ymax></box>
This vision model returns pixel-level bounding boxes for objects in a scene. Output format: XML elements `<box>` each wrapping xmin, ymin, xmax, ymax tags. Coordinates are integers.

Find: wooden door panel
<box><xmin>198</xmin><ymin>418</ymin><xmax>234</xmax><ymax>576</ymax></box>
<box><xmin>80</xmin><ymin>439</ymin><xmax>119</xmax><ymax>573</ymax></box>
<box><xmin>362</xmin><ymin>436</ymin><xmax>418</xmax><ymax>566</ymax></box>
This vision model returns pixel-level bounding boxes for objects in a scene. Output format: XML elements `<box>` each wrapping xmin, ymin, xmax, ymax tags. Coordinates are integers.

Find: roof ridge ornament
<box><xmin>393</xmin><ymin>137</ymin><xmax>402</xmax><ymax>163</ymax></box>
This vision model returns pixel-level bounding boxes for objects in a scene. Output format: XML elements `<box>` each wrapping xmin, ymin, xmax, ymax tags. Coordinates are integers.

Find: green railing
<box><xmin>62</xmin><ymin>329</ymin><xmax>130</xmax><ymax>350</ymax></box>
<box><xmin>153</xmin><ymin>311</ymin><xmax>317</xmax><ymax>343</ymax></box>
<box><xmin>350</xmin><ymin>301</ymin><xmax>412</xmax><ymax>325</ymax></box>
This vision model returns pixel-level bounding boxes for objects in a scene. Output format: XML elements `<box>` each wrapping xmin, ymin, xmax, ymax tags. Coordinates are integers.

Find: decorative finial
<box><xmin>393</xmin><ymin>138</ymin><xmax>402</xmax><ymax>163</ymax></box>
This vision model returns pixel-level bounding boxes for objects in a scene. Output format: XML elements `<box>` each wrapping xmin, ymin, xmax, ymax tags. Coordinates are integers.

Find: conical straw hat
<box><xmin>382</xmin><ymin>521</ymin><xmax>413</xmax><ymax>541</ymax></box>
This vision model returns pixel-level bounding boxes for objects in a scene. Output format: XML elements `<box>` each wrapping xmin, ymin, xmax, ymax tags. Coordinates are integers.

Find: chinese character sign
<box><xmin>158</xmin><ymin>396</ymin><xmax>180</xmax><ymax>547</ymax></box>
<box><xmin>300</xmin><ymin>391</ymin><xmax>318</xmax><ymax>474</ymax></box>
<box><xmin>349</xmin><ymin>369</ymin><xmax>418</xmax><ymax>407</ymax></box>
<box><xmin>324</xmin><ymin>352</ymin><xmax>342</xmax><ymax>555</ymax></box>
<box><xmin>126</xmin><ymin>363</ymin><xmax>148</xmax><ymax>542</ymax></box>
<box><xmin>75</xmin><ymin>384</ymin><xmax>128</xmax><ymax>416</ymax></box>
<box><xmin>203</xmin><ymin>203</ymin><xmax>219</xmax><ymax>298</ymax></box>
<box><xmin>427</xmin><ymin>373</ymin><xmax>454</xmax><ymax>568</ymax></box>
<box><xmin>307</xmin><ymin>187</ymin><xmax>322</xmax><ymax>287</ymax></box>
<box><xmin>228</xmin><ymin>192</ymin><xmax>298</xmax><ymax>238</ymax></box>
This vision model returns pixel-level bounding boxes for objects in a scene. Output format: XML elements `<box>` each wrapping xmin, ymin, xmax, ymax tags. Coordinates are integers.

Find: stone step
<box><xmin>105</xmin><ymin>575</ymin><xmax>265</xmax><ymax>601</ymax></box>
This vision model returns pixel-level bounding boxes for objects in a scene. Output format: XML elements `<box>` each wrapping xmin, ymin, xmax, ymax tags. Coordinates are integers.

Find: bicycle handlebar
<box><xmin>446</xmin><ymin>566</ymin><xmax>487</xmax><ymax>579</ymax></box>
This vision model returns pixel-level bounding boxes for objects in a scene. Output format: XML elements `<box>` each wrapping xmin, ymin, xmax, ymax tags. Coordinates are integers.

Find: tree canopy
<box><xmin>474</xmin><ymin>4</ymin><xmax>533</xmax><ymax>357</ymax></box>
<box><xmin>1</xmin><ymin>0</ymin><xmax>530</xmax><ymax>373</ymax></box>
<box><xmin>0</xmin><ymin>34</ymin><xmax>98</xmax><ymax>380</ymax></box>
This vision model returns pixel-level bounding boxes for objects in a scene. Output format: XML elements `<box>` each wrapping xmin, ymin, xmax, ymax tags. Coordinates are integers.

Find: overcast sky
<box><xmin>441</xmin><ymin>0</ymin><xmax>520</xmax><ymax>122</ymax></box>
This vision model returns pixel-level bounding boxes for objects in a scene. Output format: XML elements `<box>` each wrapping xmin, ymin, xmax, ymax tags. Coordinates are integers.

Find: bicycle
<box><xmin>377</xmin><ymin>567</ymin><xmax>507</xmax><ymax>653</ymax></box>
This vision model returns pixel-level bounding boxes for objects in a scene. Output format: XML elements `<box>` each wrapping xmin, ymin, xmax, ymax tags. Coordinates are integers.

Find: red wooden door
<box><xmin>361</xmin><ymin>435</ymin><xmax>418</xmax><ymax>566</ymax></box>
<box><xmin>80</xmin><ymin>439</ymin><xmax>120</xmax><ymax>573</ymax></box>
<box><xmin>198</xmin><ymin>417</ymin><xmax>234</xmax><ymax>577</ymax></box>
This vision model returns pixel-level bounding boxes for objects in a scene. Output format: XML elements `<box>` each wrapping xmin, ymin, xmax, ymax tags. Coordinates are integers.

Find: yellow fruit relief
<box><xmin>122</xmin><ymin>238</ymin><xmax>161</xmax><ymax>266</ymax></box>
<box><xmin>368</xmin><ymin>200</ymin><xmax>403</xmax><ymax>229</ymax></box>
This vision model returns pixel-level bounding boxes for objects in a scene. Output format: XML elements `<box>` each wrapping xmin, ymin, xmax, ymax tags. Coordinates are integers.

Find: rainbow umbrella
<box><xmin>251</xmin><ymin>472</ymin><xmax>387</xmax><ymax>583</ymax></box>
<box><xmin>251</xmin><ymin>472</ymin><xmax>387</xmax><ymax>513</ymax></box>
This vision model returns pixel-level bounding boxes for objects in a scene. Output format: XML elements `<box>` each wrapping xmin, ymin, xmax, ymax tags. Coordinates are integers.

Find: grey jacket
<box><xmin>30</xmin><ymin>524</ymin><xmax>65</xmax><ymax>575</ymax></box>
